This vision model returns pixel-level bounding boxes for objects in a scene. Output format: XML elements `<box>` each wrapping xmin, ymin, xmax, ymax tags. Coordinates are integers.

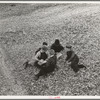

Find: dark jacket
<box><xmin>66</xmin><ymin>50</ymin><xmax>78</xmax><ymax>62</ymax></box>
<box><xmin>66</xmin><ymin>51</ymin><xmax>73</xmax><ymax>61</ymax></box>
<box><xmin>45</xmin><ymin>54</ymin><xmax>57</xmax><ymax>72</ymax></box>
<box><xmin>38</xmin><ymin>52</ymin><xmax>48</xmax><ymax>60</ymax></box>
<box><xmin>51</xmin><ymin>43</ymin><xmax>64</xmax><ymax>53</ymax></box>
<box><xmin>36</xmin><ymin>54</ymin><xmax>57</xmax><ymax>77</ymax></box>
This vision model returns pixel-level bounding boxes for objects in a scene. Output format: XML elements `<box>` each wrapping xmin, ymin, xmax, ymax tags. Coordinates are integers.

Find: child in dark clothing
<box><xmin>51</xmin><ymin>39</ymin><xmax>64</xmax><ymax>59</ymax></box>
<box><xmin>65</xmin><ymin>45</ymin><xmax>86</xmax><ymax>73</ymax></box>
<box><xmin>35</xmin><ymin>49</ymin><xmax>57</xmax><ymax>80</ymax></box>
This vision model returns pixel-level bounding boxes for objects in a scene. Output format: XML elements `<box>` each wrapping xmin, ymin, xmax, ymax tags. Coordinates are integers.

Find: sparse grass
<box><xmin>0</xmin><ymin>3</ymin><xmax>100</xmax><ymax>95</ymax></box>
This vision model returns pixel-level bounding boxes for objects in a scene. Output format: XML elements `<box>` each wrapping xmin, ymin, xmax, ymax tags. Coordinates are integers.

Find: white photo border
<box><xmin>0</xmin><ymin>1</ymin><xmax>100</xmax><ymax>99</ymax></box>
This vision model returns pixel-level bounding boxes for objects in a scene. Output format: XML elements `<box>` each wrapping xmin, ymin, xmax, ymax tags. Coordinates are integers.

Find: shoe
<box><xmin>24</xmin><ymin>60</ymin><xmax>29</xmax><ymax>69</ymax></box>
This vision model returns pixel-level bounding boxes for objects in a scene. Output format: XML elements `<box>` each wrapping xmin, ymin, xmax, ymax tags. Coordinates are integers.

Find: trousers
<box><xmin>70</xmin><ymin>55</ymin><xmax>79</xmax><ymax>73</ymax></box>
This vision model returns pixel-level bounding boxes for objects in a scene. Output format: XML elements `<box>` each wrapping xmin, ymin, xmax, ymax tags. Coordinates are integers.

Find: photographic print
<box><xmin>0</xmin><ymin>2</ymin><xmax>100</xmax><ymax>97</ymax></box>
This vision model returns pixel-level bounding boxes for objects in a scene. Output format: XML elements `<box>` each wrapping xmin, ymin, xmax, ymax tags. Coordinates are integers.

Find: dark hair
<box><xmin>55</xmin><ymin>39</ymin><xmax>60</xmax><ymax>45</ymax></box>
<box><xmin>41</xmin><ymin>46</ymin><xmax>48</xmax><ymax>51</ymax></box>
<box><xmin>66</xmin><ymin>45</ymin><xmax>72</xmax><ymax>49</ymax></box>
<box><xmin>43</xmin><ymin>42</ymin><xmax>48</xmax><ymax>45</ymax></box>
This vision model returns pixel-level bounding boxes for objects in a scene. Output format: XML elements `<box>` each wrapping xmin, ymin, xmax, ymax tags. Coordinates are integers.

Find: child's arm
<box><xmin>67</xmin><ymin>51</ymin><xmax>75</xmax><ymax>62</ymax></box>
<box><xmin>34</xmin><ymin>52</ymin><xmax>40</xmax><ymax>61</ymax></box>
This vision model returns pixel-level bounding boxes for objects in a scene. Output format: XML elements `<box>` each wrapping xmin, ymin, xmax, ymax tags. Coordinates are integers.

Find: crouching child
<box><xmin>34</xmin><ymin>46</ymin><xmax>48</xmax><ymax>69</ymax></box>
<box><xmin>24</xmin><ymin>42</ymin><xmax>48</xmax><ymax>69</ymax></box>
<box><xmin>65</xmin><ymin>45</ymin><xmax>86</xmax><ymax>73</ymax></box>
<box><xmin>35</xmin><ymin>49</ymin><xmax>57</xmax><ymax>80</ymax></box>
<box><xmin>51</xmin><ymin>39</ymin><xmax>64</xmax><ymax>59</ymax></box>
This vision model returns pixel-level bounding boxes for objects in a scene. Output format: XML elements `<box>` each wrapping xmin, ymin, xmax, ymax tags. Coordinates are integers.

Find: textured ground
<box><xmin>0</xmin><ymin>3</ymin><xmax>100</xmax><ymax>95</ymax></box>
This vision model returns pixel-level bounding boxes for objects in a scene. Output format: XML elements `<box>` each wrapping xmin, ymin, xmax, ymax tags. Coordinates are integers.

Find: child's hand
<box><xmin>38</xmin><ymin>61</ymin><xmax>43</xmax><ymax>65</ymax></box>
<box><xmin>67</xmin><ymin>62</ymin><xmax>71</xmax><ymax>65</ymax></box>
<box><xmin>38</xmin><ymin>60</ymin><xmax>47</xmax><ymax>65</ymax></box>
<box><xmin>40</xmin><ymin>59</ymin><xmax>44</xmax><ymax>62</ymax></box>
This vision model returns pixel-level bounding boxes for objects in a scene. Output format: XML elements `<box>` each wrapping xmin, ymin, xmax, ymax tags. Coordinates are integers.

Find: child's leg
<box><xmin>34</xmin><ymin>61</ymin><xmax>42</xmax><ymax>69</ymax></box>
<box><xmin>35</xmin><ymin>67</ymin><xmax>47</xmax><ymax>80</ymax></box>
<box><xmin>24</xmin><ymin>60</ymin><xmax>29</xmax><ymax>69</ymax></box>
<box><xmin>78</xmin><ymin>64</ymin><xmax>86</xmax><ymax>69</ymax></box>
<box><xmin>71</xmin><ymin>60</ymin><xmax>79</xmax><ymax>73</ymax></box>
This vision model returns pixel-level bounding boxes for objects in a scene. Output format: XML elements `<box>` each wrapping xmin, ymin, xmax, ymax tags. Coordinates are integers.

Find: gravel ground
<box><xmin>0</xmin><ymin>3</ymin><xmax>100</xmax><ymax>95</ymax></box>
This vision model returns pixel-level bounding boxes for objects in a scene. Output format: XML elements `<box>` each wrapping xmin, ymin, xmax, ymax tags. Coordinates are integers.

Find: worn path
<box><xmin>0</xmin><ymin>44</ymin><xmax>27</xmax><ymax>95</ymax></box>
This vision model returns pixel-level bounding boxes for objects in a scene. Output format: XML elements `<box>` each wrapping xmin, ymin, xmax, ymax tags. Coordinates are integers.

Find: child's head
<box><xmin>41</xmin><ymin>46</ymin><xmax>48</xmax><ymax>52</ymax></box>
<box><xmin>66</xmin><ymin>45</ymin><xmax>72</xmax><ymax>51</ymax></box>
<box><xmin>41</xmin><ymin>42</ymin><xmax>48</xmax><ymax>52</ymax></box>
<box><xmin>42</xmin><ymin>42</ymin><xmax>48</xmax><ymax>46</ymax></box>
<box><xmin>49</xmin><ymin>49</ymin><xmax>55</xmax><ymax>56</ymax></box>
<box><xmin>55</xmin><ymin>39</ymin><xmax>60</xmax><ymax>45</ymax></box>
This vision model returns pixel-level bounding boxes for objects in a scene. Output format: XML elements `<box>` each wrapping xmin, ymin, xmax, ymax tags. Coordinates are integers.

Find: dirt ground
<box><xmin>0</xmin><ymin>3</ymin><xmax>100</xmax><ymax>95</ymax></box>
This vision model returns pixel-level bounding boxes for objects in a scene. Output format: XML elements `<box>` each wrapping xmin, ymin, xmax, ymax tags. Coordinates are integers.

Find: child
<box><xmin>65</xmin><ymin>45</ymin><xmax>86</xmax><ymax>73</ymax></box>
<box><xmin>35</xmin><ymin>49</ymin><xmax>57</xmax><ymax>80</ymax></box>
<box><xmin>51</xmin><ymin>39</ymin><xmax>64</xmax><ymax>59</ymax></box>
